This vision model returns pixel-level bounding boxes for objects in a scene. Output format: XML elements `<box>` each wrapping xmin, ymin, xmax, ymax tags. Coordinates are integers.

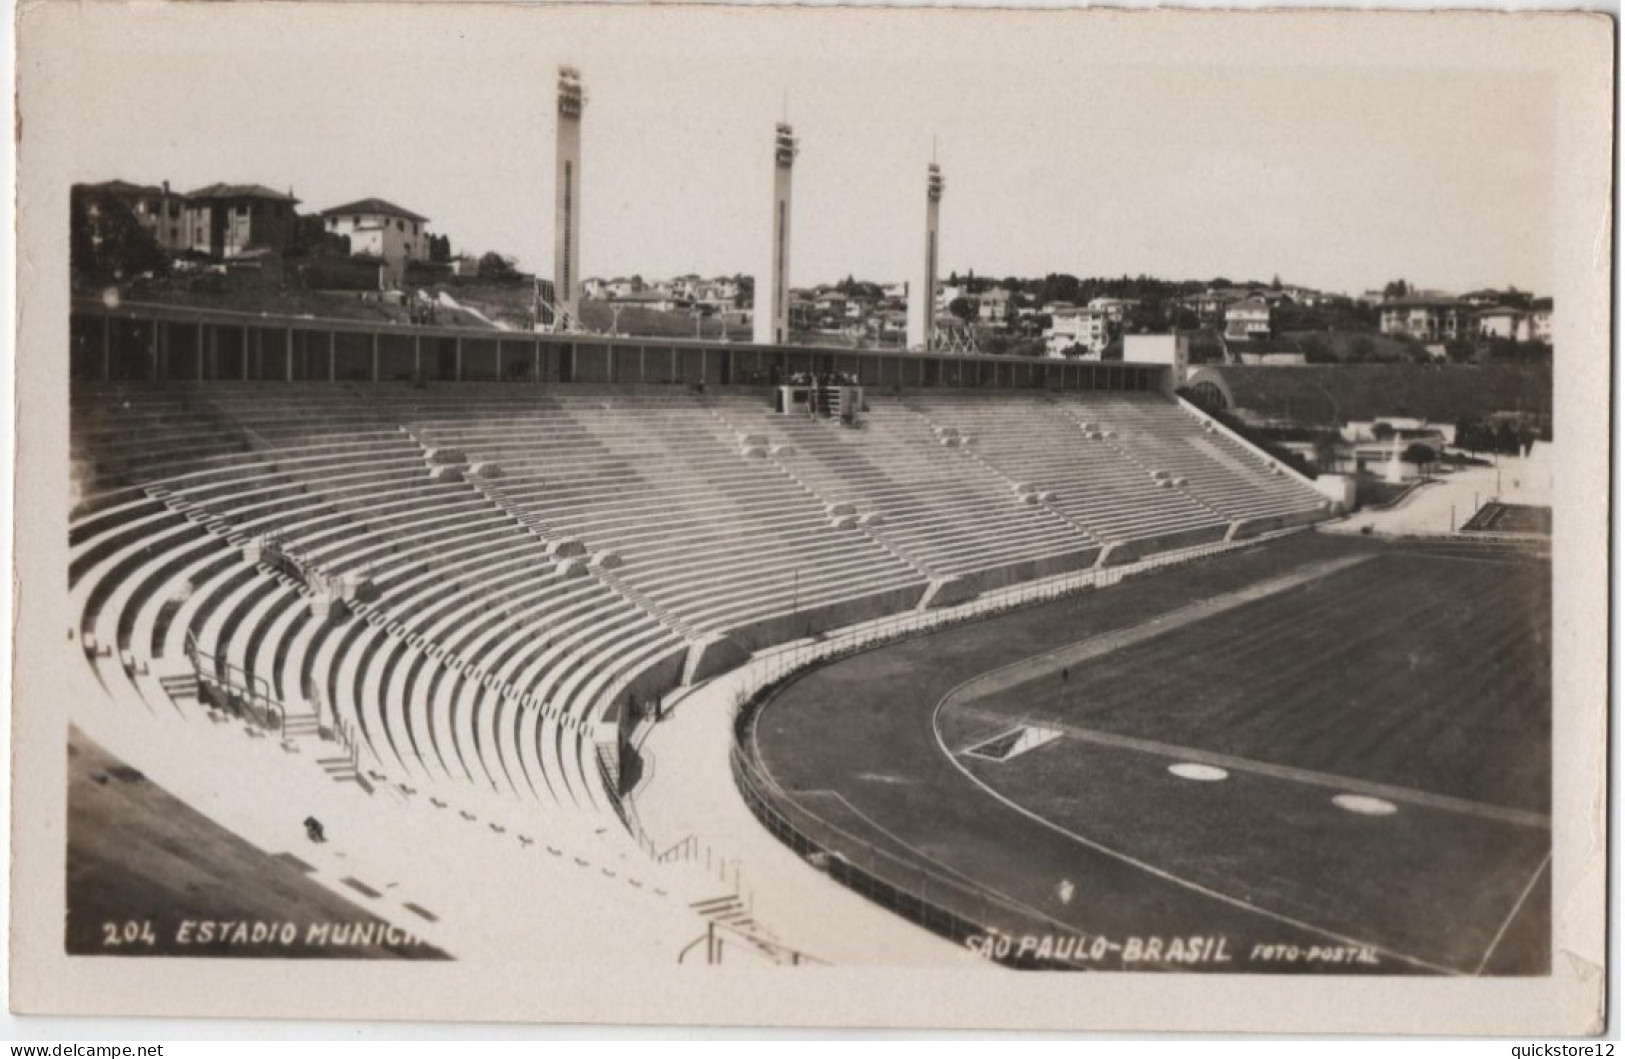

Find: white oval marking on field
<box><xmin>1168</xmin><ymin>762</ymin><xmax>1228</xmax><ymax>782</ymax></box>
<box><xmin>1332</xmin><ymin>793</ymin><xmax>1398</xmax><ymax>816</ymax></box>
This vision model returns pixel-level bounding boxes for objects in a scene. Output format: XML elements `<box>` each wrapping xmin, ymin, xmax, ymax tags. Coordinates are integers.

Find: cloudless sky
<box><xmin>52</xmin><ymin>4</ymin><xmax>1555</xmax><ymax>296</ymax></box>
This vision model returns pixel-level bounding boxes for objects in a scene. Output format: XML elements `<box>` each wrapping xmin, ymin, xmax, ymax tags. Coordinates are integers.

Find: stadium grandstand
<box><xmin>66</xmin><ymin>295</ymin><xmax>1546</xmax><ymax>973</ymax></box>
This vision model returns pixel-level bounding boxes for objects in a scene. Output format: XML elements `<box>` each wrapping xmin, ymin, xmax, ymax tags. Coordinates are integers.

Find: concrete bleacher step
<box><xmin>158</xmin><ymin>671</ymin><xmax>199</xmax><ymax>702</ymax></box>
<box><xmin>316</xmin><ymin>753</ymin><xmax>363</xmax><ymax>785</ymax></box>
<box><xmin>283</xmin><ymin>711</ymin><xmax>322</xmax><ymax>739</ymax></box>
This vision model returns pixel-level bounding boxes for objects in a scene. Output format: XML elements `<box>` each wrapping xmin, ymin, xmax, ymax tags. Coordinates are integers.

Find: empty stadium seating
<box><xmin>69</xmin><ymin>379</ymin><xmax>1328</xmax><ymax>818</ymax></box>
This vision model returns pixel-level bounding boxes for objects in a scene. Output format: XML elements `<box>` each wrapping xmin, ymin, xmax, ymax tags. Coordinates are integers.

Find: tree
<box><xmin>479</xmin><ymin>252</ymin><xmax>519</xmax><ymax>281</ymax></box>
<box><xmin>428</xmin><ymin>233</ymin><xmax>453</xmax><ymax>263</ymax></box>
<box><xmin>70</xmin><ymin>187</ymin><xmax>168</xmax><ymax>286</ymax></box>
<box><xmin>1402</xmin><ymin>441</ymin><xmax>1438</xmax><ymax>480</ymax></box>
<box><xmin>948</xmin><ymin>297</ymin><xmax>976</xmax><ymax>322</ymax></box>
<box><xmin>1300</xmin><ymin>333</ymin><xmax>1338</xmax><ymax>364</ymax></box>
<box><xmin>1383</xmin><ymin>279</ymin><xmax>1411</xmax><ymax>300</ymax></box>
<box><xmin>1038</xmin><ymin>273</ymin><xmax>1081</xmax><ymax>307</ymax></box>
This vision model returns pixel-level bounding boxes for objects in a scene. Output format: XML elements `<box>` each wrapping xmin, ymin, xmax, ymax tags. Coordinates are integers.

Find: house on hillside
<box><xmin>1223</xmin><ymin>297</ymin><xmax>1272</xmax><ymax>340</ymax></box>
<box><xmin>319</xmin><ymin>198</ymin><xmax>431</xmax><ymax>287</ymax></box>
<box><xmin>78</xmin><ymin>179</ymin><xmax>190</xmax><ymax>252</ymax></box>
<box><xmin>184</xmin><ymin>183</ymin><xmax>300</xmax><ymax>259</ymax></box>
<box><xmin>1378</xmin><ymin>296</ymin><xmax>1473</xmax><ymax>341</ymax></box>
<box><xmin>977</xmin><ymin>288</ymin><xmax>1014</xmax><ymax>324</ymax></box>
<box><xmin>1087</xmin><ymin>296</ymin><xmax>1135</xmax><ymax>325</ymax></box>
<box><xmin>1045</xmin><ymin>307</ymin><xmax>1110</xmax><ymax>357</ymax></box>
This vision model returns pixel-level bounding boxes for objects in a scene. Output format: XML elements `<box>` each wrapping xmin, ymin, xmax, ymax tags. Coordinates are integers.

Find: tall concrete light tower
<box><xmin>754</xmin><ymin>122</ymin><xmax>798</xmax><ymax>346</ymax></box>
<box><xmin>554</xmin><ymin>65</ymin><xmax>585</xmax><ymax>325</ymax></box>
<box><xmin>907</xmin><ymin>162</ymin><xmax>945</xmax><ymax>351</ymax></box>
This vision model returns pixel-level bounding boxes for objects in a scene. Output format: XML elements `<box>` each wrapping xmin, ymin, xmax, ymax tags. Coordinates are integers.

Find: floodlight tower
<box><xmin>907</xmin><ymin>162</ymin><xmax>945</xmax><ymax>352</ymax></box>
<box><xmin>554</xmin><ymin>65</ymin><xmax>585</xmax><ymax>325</ymax></box>
<box><xmin>754</xmin><ymin>122</ymin><xmax>798</xmax><ymax>346</ymax></box>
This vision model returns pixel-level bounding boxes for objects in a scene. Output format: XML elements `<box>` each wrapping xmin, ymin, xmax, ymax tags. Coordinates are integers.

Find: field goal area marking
<box><xmin>962</xmin><ymin>724</ymin><xmax>1063</xmax><ymax>763</ymax></box>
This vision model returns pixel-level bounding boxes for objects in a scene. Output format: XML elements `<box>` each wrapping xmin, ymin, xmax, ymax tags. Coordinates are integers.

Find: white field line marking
<box><xmin>955</xmin><ymin>554</ymin><xmax>1375</xmax><ymax>704</ymax></box>
<box><xmin>1474</xmin><ymin>851</ymin><xmax>1552</xmax><ymax>975</ymax></box>
<box><xmin>953</xmin><ymin>704</ymin><xmax>1550</xmax><ymax>831</ymax></box>
<box><xmin>931</xmin><ymin>680</ymin><xmax>1463</xmax><ymax>977</ymax></box>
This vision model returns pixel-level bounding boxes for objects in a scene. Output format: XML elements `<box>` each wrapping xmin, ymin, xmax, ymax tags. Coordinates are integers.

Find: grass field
<box><xmin>751</xmin><ymin>533</ymin><xmax>1550</xmax><ymax>974</ymax></box>
<box><xmin>67</xmin><ymin>728</ymin><xmax>448</xmax><ymax>959</ymax></box>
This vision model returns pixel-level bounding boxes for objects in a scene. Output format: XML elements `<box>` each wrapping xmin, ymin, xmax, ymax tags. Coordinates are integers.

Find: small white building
<box><xmin>1087</xmin><ymin>296</ymin><xmax>1135</xmax><ymax>325</ymax></box>
<box><xmin>978</xmin><ymin>288</ymin><xmax>1014</xmax><ymax>324</ymax></box>
<box><xmin>320</xmin><ymin>198</ymin><xmax>431</xmax><ymax>288</ymax></box>
<box><xmin>1223</xmin><ymin>297</ymin><xmax>1272</xmax><ymax>340</ymax></box>
<box><xmin>1045</xmin><ymin>308</ymin><xmax>1110</xmax><ymax>357</ymax></box>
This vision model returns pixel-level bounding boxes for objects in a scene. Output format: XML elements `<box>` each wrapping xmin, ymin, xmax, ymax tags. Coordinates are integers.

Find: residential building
<box><xmin>1087</xmin><ymin>296</ymin><xmax>1135</xmax><ymax>324</ymax></box>
<box><xmin>78</xmin><ymin>180</ymin><xmax>190</xmax><ymax>252</ymax></box>
<box><xmin>184</xmin><ymin>183</ymin><xmax>300</xmax><ymax>258</ymax></box>
<box><xmin>978</xmin><ymin>288</ymin><xmax>1014</xmax><ymax>324</ymax></box>
<box><xmin>1223</xmin><ymin>296</ymin><xmax>1272</xmax><ymax>340</ymax></box>
<box><xmin>1045</xmin><ymin>307</ymin><xmax>1110</xmax><ymax>357</ymax></box>
<box><xmin>1379</xmin><ymin>296</ymin><xmax>1473</xmax><ymax>341</ymax></box>
<box><xmin>319</xmin><ymin>198</ymin><xmax>431</xmax><ymax>287</ymax></box>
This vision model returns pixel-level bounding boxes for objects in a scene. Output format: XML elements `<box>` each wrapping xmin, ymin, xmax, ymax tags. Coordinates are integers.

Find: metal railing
<box><xmin>185</xmin><ymin>629</ymin><xmax>286</xmax><ymax>734</ymax></box>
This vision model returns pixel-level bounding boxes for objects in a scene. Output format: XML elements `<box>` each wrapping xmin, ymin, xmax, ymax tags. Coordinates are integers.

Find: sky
<box><xmin>48</xmin><ymin>4</ymin><xmax>1557</xmax><ymax>296</ymax></box>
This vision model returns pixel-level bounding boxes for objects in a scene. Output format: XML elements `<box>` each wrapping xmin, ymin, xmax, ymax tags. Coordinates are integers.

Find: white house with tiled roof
<box><xmin>320</xmin><ymin>198</ymin><xmax>432</xmax><ymax>284</ymax></box>
<box><xmin>1223</xmin><ymin>296</ymin><xmax>1272</xmax><ymax>340</ymax></box>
